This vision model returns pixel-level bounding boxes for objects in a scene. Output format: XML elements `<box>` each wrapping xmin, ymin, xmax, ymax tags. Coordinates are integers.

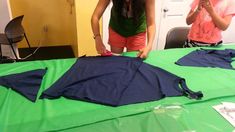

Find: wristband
<box><xmin>93</xmin><ymin>34</ymin><xmax>101</xmax><ymax>39</ymax></box>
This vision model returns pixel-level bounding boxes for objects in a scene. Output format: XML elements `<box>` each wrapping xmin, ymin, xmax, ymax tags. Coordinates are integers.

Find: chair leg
<box><xmin>0</xmin><ymin>45</ymin><xmax>2</xmax><ymax>58</ymax></box>
<box><xmin>24</xmin><ymin>33</ymin><xmax>35</xmax><ymax>60</ymax></box>
<box><xmin>10</xmin><ymin>44</ymin><xmax>18</xmax><ymax>60</ymax></box>
<box><xmin>24</xmin><ymin>33</ymin><xmax>31</xmax><ymax>48</ymax></box>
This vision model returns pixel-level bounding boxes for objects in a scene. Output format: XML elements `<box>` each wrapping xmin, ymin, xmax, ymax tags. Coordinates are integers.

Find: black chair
<box><xmin>164</xmin><ymin>27</ymin><xmax>190</xmax><ymax>49</ymax></box>
<box><xmin>0</xmin><ymin>15</ymin><xmax>31</xmax><ymax>60</ymax></box>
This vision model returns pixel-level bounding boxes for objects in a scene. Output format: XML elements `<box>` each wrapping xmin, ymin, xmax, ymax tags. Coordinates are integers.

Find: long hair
<box><xmin>112</xmin><ymin>0</ymin><xmax>145</xmax><ymax>22</ymax></box>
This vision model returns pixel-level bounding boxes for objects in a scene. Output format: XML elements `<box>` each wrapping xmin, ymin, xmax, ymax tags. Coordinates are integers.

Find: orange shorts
<box><xmin>108</xmin><ymin>27</ymin><xmax>146</xmax><ymax>51</ymax></box>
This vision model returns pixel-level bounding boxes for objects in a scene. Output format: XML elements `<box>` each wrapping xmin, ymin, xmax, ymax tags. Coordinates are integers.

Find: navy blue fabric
<box><xmin>0</xmin><ymin>69</ymin><xmax>47</xmax><ymax>102</ymax></box>
<box><xmin>176</xmin><ymin>49</ymin><xmax>235</xmax><ymax>69</ymax></box>
<box><xmin>40</xmin><ymin>56</ymin><xmax>202</xmax><ymax>106</ymax></box>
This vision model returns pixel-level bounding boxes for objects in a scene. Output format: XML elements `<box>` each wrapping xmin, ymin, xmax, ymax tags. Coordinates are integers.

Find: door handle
<box><xmin>163</xmin><ymin>8</ymin><xmax>169</xmax><ymax>12</ymax></box>
<box><xmin>163</xmin><ymin>8</ymin><xmax>169</xmax><ymax>18</ymax></box>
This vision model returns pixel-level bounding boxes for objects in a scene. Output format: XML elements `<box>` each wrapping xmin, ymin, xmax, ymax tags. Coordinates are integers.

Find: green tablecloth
<box><xmin>1</xmin><ymin>45</ymin><xmax>235</xmax><ymax>132</ymax></box>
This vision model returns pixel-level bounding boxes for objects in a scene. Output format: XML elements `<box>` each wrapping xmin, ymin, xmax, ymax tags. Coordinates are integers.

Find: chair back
<box><xmin>164</xmin><ymin>27</ymin><xmax>190</xmax><ymax>49</ymax></box>
<box><xmin>4</xmin><ymin>15</ymin><xmax>25</xmax><ymax>43</ymax></box>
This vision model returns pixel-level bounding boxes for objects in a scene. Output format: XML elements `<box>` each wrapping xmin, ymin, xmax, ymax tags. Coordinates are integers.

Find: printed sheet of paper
<box><xmin>213</xmin><ymin>102</ymin><xmax>235</xmax><ymax>127</ymax></box>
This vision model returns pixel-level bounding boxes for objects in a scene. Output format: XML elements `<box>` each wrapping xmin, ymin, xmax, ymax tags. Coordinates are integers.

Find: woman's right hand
<box><xmin>95</xmin><ymin>37</ymin><xmax>106</xmax><ymax>54</ymax></box>
<box><xmin>198</xmin><ymin>0</ymin><xmax>203</xmax><ymax>10</ymax></box>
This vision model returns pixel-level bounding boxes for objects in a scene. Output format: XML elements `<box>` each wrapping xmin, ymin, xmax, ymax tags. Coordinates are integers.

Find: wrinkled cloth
<box><xmin>0</xmin><ymin>69</ymin><xmax>47</xmax><ymax>102</ymax></box>
<box><xmin>40</xmin><ymin>56</ymin><xmax>202</xmax><ymax>106</ymax></box>
<box><xmin>176</xmin><ymin>49</ymin><xmax>235</xmax><ymax>69</ymax></box>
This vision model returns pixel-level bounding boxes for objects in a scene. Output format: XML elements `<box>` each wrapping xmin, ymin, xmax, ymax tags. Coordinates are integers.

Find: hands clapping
<box><xmin>199</xmin><ymin>0</ymin><xmax>214</xmax><ymax>14</ymax></box>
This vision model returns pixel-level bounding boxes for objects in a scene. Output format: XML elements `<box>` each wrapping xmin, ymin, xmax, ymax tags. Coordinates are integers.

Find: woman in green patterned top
<box><xmin>91</xmin><ymin>0</ymin><xmax>156</xmax><ymax>58</ymax></box>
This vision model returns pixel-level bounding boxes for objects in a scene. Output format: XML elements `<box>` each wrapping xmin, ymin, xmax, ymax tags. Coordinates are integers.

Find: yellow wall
<box><xmin>9</xmin><ymin>0</ymin><xmax>100</xmax><ymax>57</ymax></box>
<box><xmin>9</xmin><ymin>0</ymin><xmax>78</xmax><ymax>56</ymax></box>
<box><xmin>75</xmin><ymin>0</ymin><xmax>99</xmax><ymax>56</ymax></box>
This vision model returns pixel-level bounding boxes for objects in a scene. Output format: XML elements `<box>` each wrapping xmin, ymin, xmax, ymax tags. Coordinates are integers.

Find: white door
<box><xmin>222</xmin><ymin>17</ymin><xmax>235</xmax><ymax>44</ymax></box>
<box><xmin>155</xmin><ymin>0</ymin><xmax>191</xmax><ymax>50</ymax></box>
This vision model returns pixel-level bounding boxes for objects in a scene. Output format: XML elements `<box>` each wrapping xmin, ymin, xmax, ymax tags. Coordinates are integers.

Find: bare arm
<box><xmin>186</xmin><ymin>1</ymin><xmax>202</xmax><ymax>25</ymax></box>
<box><xmin>138</xmin><ymin>0</ymin><xmax>156</xmax><ymax>59</ymax></box>
<box><xmin>203</xmin><ymin>0</ymin><xmax>233</xmax><ymax>31</ymax></box>
<box><xmin>145</xmin><ymin>0</ymin><xmax>156</xmax><ymax>50</ymax></box>
<box><xmin>186</xmin><ymin>9</ymin><xmax>200</xmax><ymax>25</ymax></box>
<box><xmin>91</xmin><ymin>0</ymin><xmax>110</xmax><ymax>54</ymax></box>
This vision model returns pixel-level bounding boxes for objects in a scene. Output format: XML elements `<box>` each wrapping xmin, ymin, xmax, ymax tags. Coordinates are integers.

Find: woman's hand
<box><xmin>198</xmin><ymin>0</ymin><xmax>203</xmax><ymax>11</ymax></box>
<box><xmin>95</xmin><ymin>37</ymin><xmax>106</xmax><ymax>54</ymax></box>
<box><xmin>200</xmin><ymin>0</ymin><xmax>231</xmax><ymax>31</ymax></box>
<box><xmin>186</xmin><ymin>0</ymin><xmax>203</xmax><ymax>25</ymax></box>
<box><xmin>91</xmin><ymin>0</ymin><xmax>110</xmax><ymax>55</ymax></box>
<box><xmin>201</xmin><ymin>0</ymin><xmax>214</xmax><ymax>14</ymax></box>
<box><xmin>137</xmin><ymin>46</ymin><xmax>152</xmax><ymax>59</ymax></box>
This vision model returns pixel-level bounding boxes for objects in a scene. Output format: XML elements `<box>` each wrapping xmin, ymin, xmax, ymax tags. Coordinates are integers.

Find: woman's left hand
<box><xmin>137</xmin><ymin>46</ymin><xmax>151</xmax><ymax>59</ymax></box>
<box><xmin>202</xmin><ymin>0</ymin><xmax>214</xmax><ymax>14</ymax></box>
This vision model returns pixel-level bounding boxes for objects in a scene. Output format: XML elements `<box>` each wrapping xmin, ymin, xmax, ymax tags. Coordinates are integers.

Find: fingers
<box><xmin>139</xmin><ymin>54</ymin><xmax>147</xmax><ymax>59</ymax></box>
<box><xmin>96</xmin><ymin>43</ymin><xmax>106</xmax><ymax>54</ymax></box>
<box><xmin>99</xmin><ymin>48</ymin><xmax>107</xmax><ymax>54</ymax></box>
<box><xmin>201</xmin><ymin>0</ymin><xmax>211</xmax><ymax>7</ymax></box>
<box><xmin>137</xmin><ymin>49</ymin><xmax>144</xmax><ymax>57</ymax></box>
<box><xmin>198</xmin><ymin>0</ymin><xmax>203</xmax><ymax>8</ymax></box>
<box><xmin>137</xmin><ymin>49</ymin><xmax>148</xmax><ymax>59</ymax></box>
<box><xmin>199</xmin><ymin>0</ymin><xmax>210</xmax><ymax>7</ymax></box>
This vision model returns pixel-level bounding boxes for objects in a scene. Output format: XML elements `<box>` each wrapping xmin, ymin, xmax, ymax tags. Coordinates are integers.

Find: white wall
<box><xmin>0</xmin><ymin>0</ymin><xmax>19</xmax><ymax>59</ymax></box>
<box><xmin>222</xmin><ymin>17</ymin><xmax>235</xmax><ymax>44</ymax></box>
<box><xmin>102</xmin><ymin>2</ymin><xmax>112</xmax><ymax>50</ymax></box>
<box><xmin>153</xmin><ymin>0</ymin><xmax>163</xmax><ymax>50</ymax></box>
<box><xmin>0</xmin><ymin>0</ymin><xmax>11</xmax><ymax>32</ymax></box>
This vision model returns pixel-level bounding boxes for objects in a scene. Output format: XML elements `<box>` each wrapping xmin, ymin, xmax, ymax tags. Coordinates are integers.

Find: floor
<box><xmin>18</xmin><ymin>45</ymin><xmax>75</xmax><ymax>61</ymax></box>
<box><xmin>0</xmin><ymin>45</ymin><xmax>75</xmax><ymax>64</ymax></box>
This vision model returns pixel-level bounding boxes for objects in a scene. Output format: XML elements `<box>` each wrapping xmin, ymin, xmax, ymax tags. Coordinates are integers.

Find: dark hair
<box><xmin>112</xmin><ymin>0</ymin><xmax>145</xmax><ymax>22</ymax></box>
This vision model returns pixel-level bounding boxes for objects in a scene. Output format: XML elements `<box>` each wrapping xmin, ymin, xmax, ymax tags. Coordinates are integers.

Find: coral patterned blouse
<box><xmin>188</xmin><ymin>0</ymin><xmax>235</xmax><ymax>43</ymax></box>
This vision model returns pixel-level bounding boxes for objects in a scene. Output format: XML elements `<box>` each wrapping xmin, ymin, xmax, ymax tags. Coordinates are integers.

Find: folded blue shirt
<box><xmin>0</xmin><ymin>69</ymin><xmax>47</xmax><ymax>102</ymax></box>
<box><xmin>176</xmin><ymin>49</ymin><xmax>235</xmax><ymax>70</ymax></box>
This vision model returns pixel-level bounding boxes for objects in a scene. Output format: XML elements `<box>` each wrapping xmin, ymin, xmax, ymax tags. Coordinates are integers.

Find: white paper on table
<box><xmin>213</xmin><ymin>103</ymin><xmax>235</xmax><ymax>127</ymax></box>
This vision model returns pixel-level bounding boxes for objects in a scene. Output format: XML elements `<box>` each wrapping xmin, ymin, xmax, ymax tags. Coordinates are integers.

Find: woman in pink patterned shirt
<box><xmin>185</xmin><ymin>0</ymin><xmax>235</xmax><ymax>47</ymax></box>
